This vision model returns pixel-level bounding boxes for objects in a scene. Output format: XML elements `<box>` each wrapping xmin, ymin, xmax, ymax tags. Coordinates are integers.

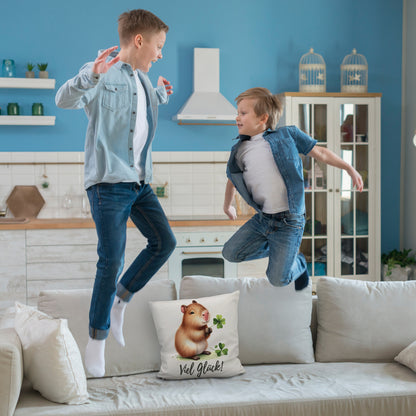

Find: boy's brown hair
<box><xmin>118</xmin><ymin>9</ymin><xmax>169</xmax><ymax>46</ymax></box>
<box><xmin>235</xmin><ymin>87</ymin><xmax>283</xmax><ymax>130</ymax></box>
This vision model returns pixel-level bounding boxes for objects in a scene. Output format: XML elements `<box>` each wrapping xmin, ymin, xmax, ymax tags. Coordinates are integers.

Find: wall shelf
<box><xmin>0</xmin><ymin>116</ymin><xmax>56</xmax><ymax>126</ymax></box>
<box><xmin>0</xmin><ymin>77</ymin><xmax>56</xmax><ymax>89</ymax></box>
<box><xmin>0</xmin><ymin>77</ymin><xmax>56</xmax><ymax>126</ymax></box>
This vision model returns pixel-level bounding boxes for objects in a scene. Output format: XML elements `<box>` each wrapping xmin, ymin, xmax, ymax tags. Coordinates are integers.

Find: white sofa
<box><xmin>2</xmin><ymin>275</ymin><xmax>416</xmax><ymax>416</ymax></box>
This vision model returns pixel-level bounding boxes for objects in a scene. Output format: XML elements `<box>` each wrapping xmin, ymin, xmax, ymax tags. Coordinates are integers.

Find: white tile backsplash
<box><xmin>0</xmin><ymin>151</ymin><xmax>232</xmax><ymax>218</ymax></box>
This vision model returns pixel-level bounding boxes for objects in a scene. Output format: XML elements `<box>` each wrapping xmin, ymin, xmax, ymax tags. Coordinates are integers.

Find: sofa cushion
<box><xmin>37</xmin><ymin>279</ymin><xmax>177</xmax><ymax>378</ymax></box>
<box><xmin>13</xmin><ymin>362</ymin><xmax>416</xmax><ymax>416</ymax></box>
<box><xmin>0</xmin><ymin>328</ymin><xmax>23</xmax><ymax>416</ymax></box>
<box><xmin>395</xmin><ymin>340</ymin><xmax>416</xmax><ymax>373</ymax></box>
<box><xmin>14</xmin><ymin>302</ymin><xmax>88</xmax><ymax>404</ymax></box>
<box><xmin>315</xmin><ymin>277</ymin><xmax>416</xmax><ymax>362</ymax></box>
<box><xmin>150</xmin><ymin>291</ymin><xmax>244</xmax><ymax>379</ymax></box>
<box><xmin>179</xmin><ymin>276</ymin><xmax>315</xmax><ymax>364</ymax></box>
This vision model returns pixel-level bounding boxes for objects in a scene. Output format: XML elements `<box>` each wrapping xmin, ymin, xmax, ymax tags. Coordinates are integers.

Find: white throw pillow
<box><xmin>179</xmin><ymin>276</ymin><xmax>315</xmax><ymax>364</ymax></box>
<box><xmin>14</xmin><ymin>302</ymin><xmax>88</xmax><ymax>404</ymax></box>
<box><xmin>37</xmin><ymin>279</ymin><xmax>177</xmax><ymax>378</ymax></box>
<box><xmin>395</xmin><ymin>340</ymin><xmax>416</xmax><ymax>372</ymax></box>
<box><xmin>315</xmin><ymin>277</ymin><xmax>416</xmax><ymax>362</ymax></box>
<box><xmin>150</xmin><ymin>291</ymin><xmax>244</xmax><ymax>379</ymax></box>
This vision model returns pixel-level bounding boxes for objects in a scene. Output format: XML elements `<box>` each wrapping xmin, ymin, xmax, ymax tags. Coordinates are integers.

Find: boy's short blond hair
<box><xmin>235</xmin><ymin>88</ymin><xmax>283</xmax><ymax>130</ymax></box>
<box><xmin>118</xmin><ymin>9</ymin><xmax>169</xmax><ymax>46</ymax></box>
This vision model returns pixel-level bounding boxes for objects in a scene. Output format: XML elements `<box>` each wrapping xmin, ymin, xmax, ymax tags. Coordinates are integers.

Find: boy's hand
<box><xmin>224</xmin><ymin>205</ymin><xmax>237</xmax><ymax>220</ymax></box>
<box><xmin>348</xmin><ymin>167</ymin><xmax>364</xmax><ymax>192</ymax></box>
<box><xmin>92</xmin><ymin>46</ymin><xmax>120</xmax><ymax>74</ymax></box>
<box><xmin>158</xmin><ymin>76</ymin><xmax>173</xmax><ymax>95</ymax></box>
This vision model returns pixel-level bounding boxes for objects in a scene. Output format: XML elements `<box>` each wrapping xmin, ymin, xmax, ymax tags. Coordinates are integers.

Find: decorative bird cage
<box><xmin>340</xmin><ymin>49</ymin><xmax>368</xmax><ymax>93</ymax></box>
<box><xmin>299</xmin><ymin>48</ymin><xmax>326</xmax><ymax>93</ymax></box>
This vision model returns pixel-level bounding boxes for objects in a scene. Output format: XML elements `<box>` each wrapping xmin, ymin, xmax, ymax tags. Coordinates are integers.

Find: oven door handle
<box><xmin>181</xmin><ymin>251</ymin><xmax>223</xmax><ymax>255</ymax></box>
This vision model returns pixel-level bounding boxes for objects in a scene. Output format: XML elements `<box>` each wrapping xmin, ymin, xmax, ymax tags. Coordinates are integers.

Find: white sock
<box><xmin>85</xmin><ymin>338</ymin><xmax>105</xmax><ymax>378</ymax></box>
<box><xmin>111</xmin><ymin>296</ymin><xmax>127</xmax><ymax>347</ymax></box>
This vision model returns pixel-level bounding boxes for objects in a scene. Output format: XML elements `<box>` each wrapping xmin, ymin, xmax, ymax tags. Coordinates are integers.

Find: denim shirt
<box><xmin>55</xmin><ymin>51</ymin><xmax>168</xmax><ymax>189</ymax></box>
<box><xmin>226</xmin><ymin>126</ymin><xmax>317</xmax><ymax>215</ymax></box>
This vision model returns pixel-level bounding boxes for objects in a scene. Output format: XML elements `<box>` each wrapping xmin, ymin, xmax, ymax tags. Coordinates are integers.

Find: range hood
<box><xmin>173</xmin><ymin>48</ymin><xmax>237</xmax><ymax>125</ymax></box>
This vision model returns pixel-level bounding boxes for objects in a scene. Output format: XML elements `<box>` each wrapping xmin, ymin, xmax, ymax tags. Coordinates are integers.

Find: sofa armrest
<box><xmin>0</xmin><ymin>328</ymin><xmax>24</xmax><ymax>416</ymax></box>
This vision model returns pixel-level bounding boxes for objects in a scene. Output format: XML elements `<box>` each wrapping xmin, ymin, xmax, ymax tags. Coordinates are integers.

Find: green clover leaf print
<box><xmin>215</xmin><ymin>342</ymin><xmax>228</xmax><ymax>357</ymax></box>
<box><xmin>213</xmin><ymin>314</ymin><xmax>226</xmax><ymax>329</ymax></box>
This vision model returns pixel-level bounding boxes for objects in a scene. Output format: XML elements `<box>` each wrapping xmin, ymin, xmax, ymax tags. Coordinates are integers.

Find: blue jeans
<box><xmin>87</xmin><ymin>182</ymin><xmax>176</xmax><ymax>340</ymax></box>
<box><xmin>222</xmin><ymin>211</ymin><xmax>306</xmax><ymax>287</ymax></box>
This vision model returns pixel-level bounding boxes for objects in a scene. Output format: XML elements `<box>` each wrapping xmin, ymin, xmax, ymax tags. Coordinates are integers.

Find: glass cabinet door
<box><xmin>339</xmin><ymin>104</ymin><xmax>369</xmax><ymax>277</ymax></box>
<box><xmin>298</xmin><ymin>103</ymin><xmax>329</xmax><ymax>279</ymax></box>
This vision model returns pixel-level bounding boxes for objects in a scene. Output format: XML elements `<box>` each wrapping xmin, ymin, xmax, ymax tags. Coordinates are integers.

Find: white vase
<box><xmin>38</xmin><ymin>71</ymin><xmax>49</xmax><ymax>79</ymax></box>
<box><xmin>382</xmin><ymin>264</ymin><xmax>412</xmax><ymax>281</ymax></box>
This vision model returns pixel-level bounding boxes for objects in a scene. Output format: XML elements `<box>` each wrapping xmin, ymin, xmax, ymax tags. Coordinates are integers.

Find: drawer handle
<box><xmin>181</xmin><ymin>251</ymin><xmax>222</xmax><ymax>255</ymax></box>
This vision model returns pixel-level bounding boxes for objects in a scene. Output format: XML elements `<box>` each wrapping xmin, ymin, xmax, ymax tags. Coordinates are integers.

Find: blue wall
<box><xmin>0</xmin><ymin>0</ymin><xmax>403</xmax><ymax>253</ymax></box>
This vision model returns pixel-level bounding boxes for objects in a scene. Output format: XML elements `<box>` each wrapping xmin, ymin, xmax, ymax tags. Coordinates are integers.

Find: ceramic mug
<box><xmin>2</xmin><ymin>59</ymin><xmax>16</xmax><ymax>77</ymax></box>
<box><xmin>32</xmin><ymin>103</ymin><xmax>44</xmax><ymax>116</ymax></box>
<box><xmin>7</xmin><ymin>103</ymin><xmax>19</xmax><ymax>115</ymax></box>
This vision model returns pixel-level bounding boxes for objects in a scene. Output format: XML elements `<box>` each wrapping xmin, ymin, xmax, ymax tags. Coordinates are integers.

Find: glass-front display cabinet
<box><xmin>278</xmin><ymin>93</ymin><xmax>381</xmax><ymax>287</ymax></box>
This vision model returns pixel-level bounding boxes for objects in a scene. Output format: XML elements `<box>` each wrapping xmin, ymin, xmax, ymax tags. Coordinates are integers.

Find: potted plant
<box><xmin>26</xmin><ymin>63</ymin><xmax>35</xmax><ymax>78</ymax></box>
<box><xmin>37</xmin><ymin>63</ymin><xmax>48</xmax><ymax>79</ymax></box>
<box><xmin>381</xmin><ymin>248</ymin><xmax>416</xmax><ymax>281</ymax></box>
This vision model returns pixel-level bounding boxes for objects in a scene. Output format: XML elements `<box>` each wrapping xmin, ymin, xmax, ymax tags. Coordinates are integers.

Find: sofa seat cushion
<box><xmin>14</xmin><ymin>362</ymin><xmax>416</xmax><ymax>416</ymax></box>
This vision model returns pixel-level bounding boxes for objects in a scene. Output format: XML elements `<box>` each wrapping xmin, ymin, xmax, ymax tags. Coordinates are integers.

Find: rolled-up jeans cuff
<box><xmin>116</xmin><ymin>283</ymin><xmax>133</xmax><ymax>302</ymax></box>
<box><xmin>89</xmin><ymin>326</ymin><xmax>109</xmax><ymax>340</ymax></box>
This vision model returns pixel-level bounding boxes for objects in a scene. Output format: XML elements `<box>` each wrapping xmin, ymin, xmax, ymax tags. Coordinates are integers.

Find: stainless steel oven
<box><xmin>168</xmin><ymin>230</ymin><xmax>238</xmax><ymax>294</ymax></box>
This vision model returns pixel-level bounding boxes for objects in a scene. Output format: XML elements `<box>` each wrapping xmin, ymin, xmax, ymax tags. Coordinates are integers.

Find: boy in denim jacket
<box><xmin>56</xmin><ymin>9</ymin><xmax>176</xmax><ymax>377</ymax></box>
<box><xmin>223</xmin><ymin>88</ymin><xmax>363</xmax><ymax>290</ymax></box>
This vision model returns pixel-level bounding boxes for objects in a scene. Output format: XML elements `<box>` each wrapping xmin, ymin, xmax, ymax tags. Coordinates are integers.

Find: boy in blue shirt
<box><xmin>223</xmin><ymin>87</ymin><xmax>363</xmax><ymax>290</ymax></box>
<box><xmin>56</xmin><ymin>9</ymin><xmax>176</xmax><ymax>377</ymax></box>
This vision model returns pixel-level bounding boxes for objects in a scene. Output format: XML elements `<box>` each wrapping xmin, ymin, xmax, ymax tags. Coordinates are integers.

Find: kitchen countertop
<box><xmin>0</xmin><ymin>215</ymin><xmax>253</xmax><ymax>230</ymax></box>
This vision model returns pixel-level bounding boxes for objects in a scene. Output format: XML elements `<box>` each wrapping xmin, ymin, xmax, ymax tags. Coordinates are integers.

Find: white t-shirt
<box><xmin>133</xmin><ymin>72</ymin><xmax>149</xmax><ymax>181</ymax></box>
<box><xmin>236</xmin><ymin>132</ymin><xmax>289</xmax><ymax>214</ymax></box>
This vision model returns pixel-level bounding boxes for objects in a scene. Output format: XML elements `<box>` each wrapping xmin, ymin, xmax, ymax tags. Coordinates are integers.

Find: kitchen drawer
<box><xmin>26</xmin><ymin>229</ymin><xmax>98</xmax><ymax>246</ymax></box>
<box><xmin>27</xmin><ymin>244</ymin><xmax>98</xmax><ymax>263</ymax></box>
<box><xmin>27</xmin><ymin>262</ymin><xmax>97</xmax><ymax>280</ymax></box>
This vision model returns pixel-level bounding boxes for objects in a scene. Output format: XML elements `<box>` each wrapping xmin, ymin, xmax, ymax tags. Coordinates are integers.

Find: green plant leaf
<box><xmin>382</xmin><ymin>248</ymin><xmax>416</xmax><ymax>275</ymax></box>
<box><xmin>219</xmin><ymin>342</ymin><xmax>225</xmax><ymax>350</ymax></box>
<box><xmin>223</xmin><ymin>348</ymin><xmax>228</xmax><ymax>355</ymax></box>
<box><xmin>37</xmin><ymin>63</ymin><xmax>48</xmax><ymax>71</ymax></box>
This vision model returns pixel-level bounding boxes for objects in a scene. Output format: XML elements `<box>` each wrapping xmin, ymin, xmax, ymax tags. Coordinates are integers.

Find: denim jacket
<box><xmin>226</xmin><ymin>126</ymin><xmax>317</xmax><ymax>215</ymax></box>
<box><xmin>55</xmin><ymin>51</ymin><xmax>168</xmax><ymax>189</ymax></box>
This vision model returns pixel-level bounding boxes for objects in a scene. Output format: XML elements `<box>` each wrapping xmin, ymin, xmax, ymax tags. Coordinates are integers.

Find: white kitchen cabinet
<box><xmin>0</xmin><ymin>227</ymin><xmax>166</xmax><ymax>309</ymax></box>
<box><xmin>0</xmin><ymin>77</ymin><xmax>56</xmax><ymax>126</ymax></box>
<box><xmin>25</xmin><ymin>227</ymin><xmax>169</xmax><ymax>306</ymax></box>
<box><xmin>25</xmin><ymin>228</ymin><xmax>97</xmax><ymax>305</ymax></box>
<box><xmin>279</xmin><ymin>92</ymin><xmax>381</xmax><ymax>285</ymax></box>
<box><xmin>0</xmin><ymin>230</ymin><xmax>26</xmax><ymax>312</ymax></box>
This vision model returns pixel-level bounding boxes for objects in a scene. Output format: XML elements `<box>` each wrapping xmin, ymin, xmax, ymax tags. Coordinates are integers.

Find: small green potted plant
<box><xmin>381</xmin><ymin>248</ymin><xmax>416</xmax><ymax>281</ymax></box>
<box><xmin>26</xmin><ymin>63</ymin><xmax>35</xmax><ymax>78</ymax></box>
<box><xmin>37</xmin><ymin>63</ymin><xmax>48</xmax><ymax>79</ymax></box>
